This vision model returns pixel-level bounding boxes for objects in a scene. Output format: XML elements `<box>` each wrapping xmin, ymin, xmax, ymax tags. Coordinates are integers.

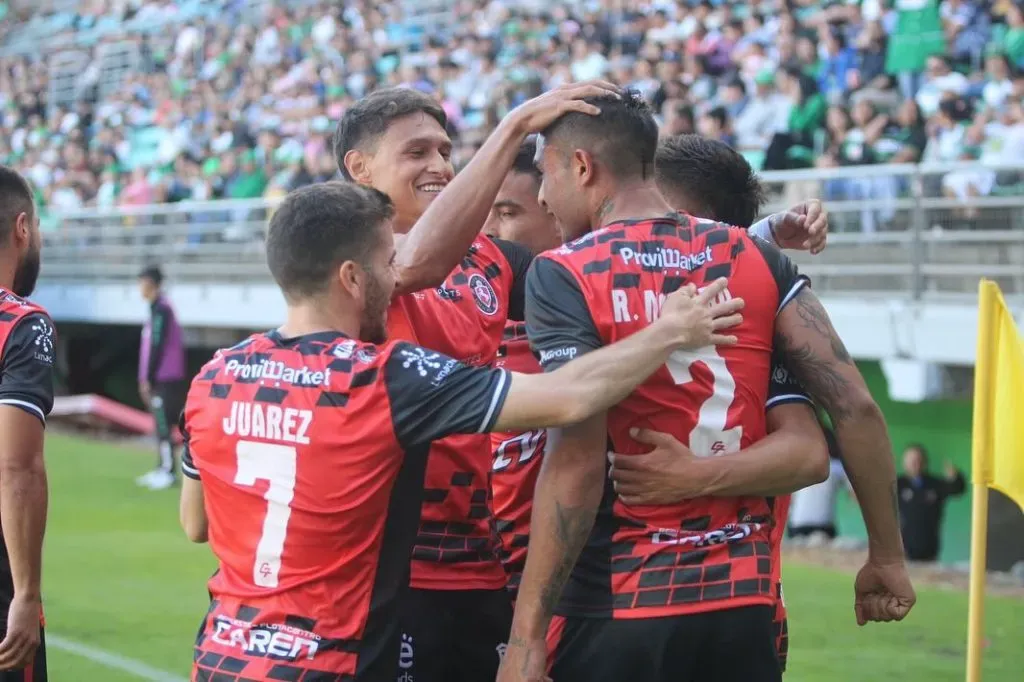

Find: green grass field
<box><xmin>41</xmin><ymin>433</ymin><xmax>1024</xmax><ymax>681</ymax></box>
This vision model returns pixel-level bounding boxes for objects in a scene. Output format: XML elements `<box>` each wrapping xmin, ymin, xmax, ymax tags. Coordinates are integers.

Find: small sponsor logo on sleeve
<box><xmin>538</xmin><ymin>346</ymin><xmax>578</xmax><ymax>366</ymax></box>
<box><xmin>30</xmin><ymin>318</ymin><xmax>55</xmax><ymax>364</ymax></box>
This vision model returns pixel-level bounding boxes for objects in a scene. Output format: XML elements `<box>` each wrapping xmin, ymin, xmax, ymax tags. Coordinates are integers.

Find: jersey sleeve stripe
<box><xmin>766</xmin><ymin>394</ymin><xmax>813</xmax><ymax>409</ymax></box>
<box><xmin>478</xmin><ymin>369</ymin><xmax>510</xmax><ymax>433</ymax></box>
<box><xmin>776</xmin><ymin>278</ymin><xmax>809</xmax><ymax>316</ymax></box>
<box><xmin>0</xmin><ymin>398</ymin><xmax>45</xmax><ymax>422</ymax></box>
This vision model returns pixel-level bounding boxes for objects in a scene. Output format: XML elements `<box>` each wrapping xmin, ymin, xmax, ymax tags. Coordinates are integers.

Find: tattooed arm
<box><xmin>503</xmin><ymin>414</ymin><xmax>607</xmax><ymax>679</ymax></box>
<box><xmin>774</xmin><ymin>287</ymin><xmax>904</xmax><ymax>561</ymax></box>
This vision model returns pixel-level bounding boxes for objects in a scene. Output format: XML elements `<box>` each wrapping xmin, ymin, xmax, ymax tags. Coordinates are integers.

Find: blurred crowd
<box><xmin>0</xmin><ymin>0</ymin><xmax>1023</xmax><ymax>230</ymax></box>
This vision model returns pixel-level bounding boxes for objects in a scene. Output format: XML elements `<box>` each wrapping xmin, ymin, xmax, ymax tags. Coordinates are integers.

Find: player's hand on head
<box><xmin>0</xmin><ymin>593</ymin><xmax>40</xmax><ymax>671</ymax></box>
<box><xmin>609</xmin><ymin>428</ymin><xmax>705</xmax><ymax>505</ymax></box>
<box><xmin>773</xmin><ymin>199</ymin><xmax>829</xmax><ymax>255</ymax></box>
<box><xmin>507</xmin><ymin>80</ymin><xmax>622</xmax><ymax>135</ymax></box>
<box><xmin>656</xmin><ymin>278</ymin><xmax>744</xmax><ymax>350</ymax></box>
<box><xmin>853</xmin><ymin>559</ymin><xmax>916</xmax><ymax>627</ymax></box>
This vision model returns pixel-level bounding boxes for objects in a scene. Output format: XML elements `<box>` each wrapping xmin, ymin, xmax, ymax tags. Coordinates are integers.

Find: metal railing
<box><xmin>39</xmin><ymin>162</ymin><xmax>1024</xmax><ymax>301</ymax></box>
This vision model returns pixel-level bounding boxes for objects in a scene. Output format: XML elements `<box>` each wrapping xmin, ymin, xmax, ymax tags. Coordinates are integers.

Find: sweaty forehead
<box><xmin>376</xmin><ymin>112</ymin><xmax>450</xmax><ymax>150</ymax></box>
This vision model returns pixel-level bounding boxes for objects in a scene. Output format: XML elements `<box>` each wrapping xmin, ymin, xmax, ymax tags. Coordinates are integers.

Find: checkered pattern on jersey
<box><xmin>193</xmin><ymin>602</ymin><xmax>360</xmax><ymax>681</ymax></box>
<box><xmin>559</xmin><ymin>466</ymin><xmax>775</xmax><ymax>617</ymax></box>
<box><xmin>413</xmin><ymin>465</ymin><xmax>497</xmax><ymax>564</ymax></box>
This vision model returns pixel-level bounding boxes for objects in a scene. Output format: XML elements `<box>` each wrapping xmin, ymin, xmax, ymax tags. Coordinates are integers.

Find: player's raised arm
<box><xmin>384</xmin><ymin>278</ymin><xmax>743</xmax><ymax>448</ymax></box>
<box><xmin>0</xmin><ymin>314</ymin><xmax>54</xmax><ymax>671</ymax></box>
<box><xmin>492</xmin><ymin>278</ymin><xmax>743</xmax><ymax>432</ymax></box>
<box><xmin>392</xmin><ymin>82</ymin><xmax>621</xmax><ymax>294</ymax></box>
<box><xmin>774</xmin><ymin>286</ymin><xmax>916</xmax><ymax>625</ymax></box>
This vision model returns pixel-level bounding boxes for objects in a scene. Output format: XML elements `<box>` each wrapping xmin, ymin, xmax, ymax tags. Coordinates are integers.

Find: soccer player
<box><xmin>499</xmin><ymin>95</ymin><xmax>914</xmax><ymax>682</ymax></box>
<box><xmin>136</xmin><ymin>264</ymin><xmax>187</xmax><ymax>491</ymax></box>
<box><xmin>0</xmin><ymin>166</ymin><xmax>55</xmax><ymax>681</ymax></box>
<box><xmin>482</xmin><ymin>139</ymin><xmax>829</xmax><ymax>602</ymax></box>
<box><xmin>178</xmin><ymin>181</ymin><xmax>743</xmax><ymax>681</ymax></box>
<box><xmin>615</xmin><ymin>134</ymin><xmax>836</xmax><ymax>673</ymax></box>
<box><xmin>334</xmin><ymin>82</ymin><xmax>620</xmax><ymax>680</ymax></box>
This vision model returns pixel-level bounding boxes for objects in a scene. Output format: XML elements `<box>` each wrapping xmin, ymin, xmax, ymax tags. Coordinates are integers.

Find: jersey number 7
<box><xmin>666</xmin><ymin>348</ymin><xmax>743</xmax><ymax>458</ymax></box>
<box><xmin>235</xmin><ymin>440</ymin><xmax>297</xmax><ymax>588</ymax></box>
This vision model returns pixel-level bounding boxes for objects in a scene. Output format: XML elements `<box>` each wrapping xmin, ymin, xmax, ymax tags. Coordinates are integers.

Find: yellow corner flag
<box><xmin>966</xmin><ymin>279</ymin><xmax>1024</xmax><ymax>682</ymax></box>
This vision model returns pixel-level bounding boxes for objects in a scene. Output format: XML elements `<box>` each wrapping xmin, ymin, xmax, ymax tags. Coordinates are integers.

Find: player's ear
<box><xmin>573</xmin><ymin>149</ymin><xmax>596</xmax><ymax>187</ymax></box>
<box><xmin>11</xmin><ymin>211</ymin><xmax>29</xmax><ymax>250</ymax></box>
<box><xmin>344</xmin><ymin>150</ymin><xmax>372</xmax><ymax>185</ymax></box>
<box><xmin>337</xmin><ymin>260</ymin><xmax>363</xmax><ymax>301</ymax></box>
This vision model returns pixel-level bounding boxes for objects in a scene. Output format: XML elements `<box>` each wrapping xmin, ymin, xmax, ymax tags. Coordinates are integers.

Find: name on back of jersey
<box><xmin>222</xmin><ymin>401</ymin><xmax>313</xmax><ymax>445</ymax></box>
<box><xmin>612</xmin><ymin>281</ymin><xmax>734</xmax><ymax>325</ymax></box>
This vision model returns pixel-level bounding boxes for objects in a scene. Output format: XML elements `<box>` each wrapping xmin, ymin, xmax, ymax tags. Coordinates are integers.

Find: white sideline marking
<box><xmin>47</xmin><ymin>634</ymin><xmax>188</xmax><ymax>682</ymax></box>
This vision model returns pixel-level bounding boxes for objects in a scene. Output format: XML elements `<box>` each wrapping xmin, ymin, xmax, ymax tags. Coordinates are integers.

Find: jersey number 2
<box><xmin>666</xmin><ymin>348</ymin><xmax>742</xmax><ymax>457</ymax></box>
<box><xmin>235</xmin><ymin>440</ymin><xmax>297</xmax><ymax>588</ymax></box>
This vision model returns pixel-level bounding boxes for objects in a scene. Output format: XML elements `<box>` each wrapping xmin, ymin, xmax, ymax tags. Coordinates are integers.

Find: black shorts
<box><xmin>550</xmin><ymin>605</ymin><xmax>781</xmax><ymax>682</ymax></box>
<box><xmin>151</xmin><ymin>381</ymin><xmax>187</xmax><ymax>441</ymax></box>
<box><xmin>397</xmin><ymin>588</ymin><xmax>511</xmax><ymax>682</ymax></box>
<box><xmin>0</xmin><ymin>629</ymin><xmax>47</xmax><ymax>682</ymax></box>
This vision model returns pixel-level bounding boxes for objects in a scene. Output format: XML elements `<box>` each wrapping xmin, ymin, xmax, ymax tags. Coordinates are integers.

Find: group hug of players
<box><xmin>0</xmin><ymin>81</ymin><xmax>918</xmax><ymax>682</ymax></box>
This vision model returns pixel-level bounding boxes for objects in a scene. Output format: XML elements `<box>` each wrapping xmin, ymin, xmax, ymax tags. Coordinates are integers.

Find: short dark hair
<box><xmin>266</xmin><ymin>182</ymin><xmax>394</xmax><ymax>302</ymax></box>
<box><xmin>138</xmin><ymin>265</ymin><xmax>164</xmax><ymax>286</ymax></box>
<box><xmin>655</xmin><ymin>134</ymin><xmax>766</xmax><ymax>228</ymax></box>
<box><xmin>0</xmin><ymin>165</ymin><xmax>34</xmax><ymax>244</ymax></box>
<box><xmin>333</xmin><ymin>87</ymin><xmax>448</xmax><ymax>180</ymax></box>
<box><xmin>511</xmin><ymin>138</ymin><xmax>541</xmax><ymax>182</ymax></box>
<box><xmin>541</xmin><ymin>90</ymin><xmax>659</xmax><ymax>181</ymax></box>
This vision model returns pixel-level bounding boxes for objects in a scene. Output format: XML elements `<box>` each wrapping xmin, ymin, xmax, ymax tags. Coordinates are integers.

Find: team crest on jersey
<box><xmin>356</xmin><ymin>346</ymin><xmax>378</xmax><ymax>364</ymax></box>
<box><xmin>468</xmin><ymin>273</ymin><xmax>498</xmax><ymax>316</ymax></box>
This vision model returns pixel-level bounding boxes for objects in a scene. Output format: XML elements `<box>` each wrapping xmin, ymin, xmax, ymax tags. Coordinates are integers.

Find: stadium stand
<box><xmin>1</xmin><ymin>0</ymin><xmax>1018</xmax><ymax>309</ymax></box>
<box><xmin>0</xmin><ymin>0</ymin><xmax>1020</xmax><ymax>223</ymax></box>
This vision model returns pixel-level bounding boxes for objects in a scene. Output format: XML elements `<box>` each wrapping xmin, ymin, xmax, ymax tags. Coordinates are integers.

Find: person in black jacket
<box><xmin>897</xmin><ymin>444</ymin><xmax>966</xmax><ymax>562</ymax></box>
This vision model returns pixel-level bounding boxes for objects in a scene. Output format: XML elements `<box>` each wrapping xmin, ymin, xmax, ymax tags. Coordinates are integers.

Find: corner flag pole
<box><xmin>966</xmin><ymin>280</ymin><xmax>996</xmax><ymax>682</ymax></box>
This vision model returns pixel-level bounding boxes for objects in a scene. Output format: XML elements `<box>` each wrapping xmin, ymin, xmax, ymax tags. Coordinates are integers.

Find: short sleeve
<box><xmin>765</xmin><ymin>355</ymin><xmax>812</xmax><ymax>411</ymax></box>
<box><xmin>492</xmin><ymin>237</ymin><xmax>535</xmax><ymax>322</ymax></box>
<box><xmin>179</xmin><ymin>408</ymin><xmax>200</xmax><ymax>480</ymax></box>
<box><xmin>524</xmin><ymin>257</ymin><xmax>603</xmax><ymax>372</ymax></box>
<box><xmin>385</xmin><ymin>342</ymin><xmax>512</xmax><ymax>448</ymax></box>
<box><xmin>0</xmin><ymin>313</ymin><xmax>56</xmax><ymax>425</ymax></box>
<box><xmin>750</xmin><ymin>236</ymin><xmax>809</xmax><ymax>315</ymax></box>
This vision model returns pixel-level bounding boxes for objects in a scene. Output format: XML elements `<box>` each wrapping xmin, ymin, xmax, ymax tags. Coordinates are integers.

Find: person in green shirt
<box><xmin>764</xmin><ymin>66</ymin><xmax>828</xmax><ymax>170</ymax></box>
<box><xmin>226</xmin><ymin>151</ymin><xmax>267</xmax><ymax>200</ymax></box>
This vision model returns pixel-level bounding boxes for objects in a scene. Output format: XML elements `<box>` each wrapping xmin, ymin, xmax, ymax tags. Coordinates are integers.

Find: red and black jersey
<box><xmin>388</xmin><ymin>235</ymin><xmax>533</xmax><ymax>591</ymax></box>
<box><xmin>526</xmin><ymin>214</ymin><xmax>808</xmax><ymax>620</ymax></box>
<box><xmin>182</xmin><ymin>330</ymin><xmax>511</xmax><ymax>681</ymax></box>
<box><xmin>0</xmin><ymin>289</ymin><xmax>56</xmax><ymax>615</ymax></box>
<box><xmin>764</xmin><ymin>363</ymin><xmax>812</xmax><ymax>671</ymax></box>
<box><xmin>491</xmin><ymin>321</ymin><xmax>545</xmax><ymax>595</ymax></box>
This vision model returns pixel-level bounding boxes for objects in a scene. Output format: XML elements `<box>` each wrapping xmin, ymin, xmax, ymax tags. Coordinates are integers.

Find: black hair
<box><xmin>655</xmin><ymin>134</ymin><xmax>766</xmax><ymax>228</ymax></box>
<box><xmin>511</xmin><ymin>138</ymin><xmax>541</xmax><ymax>183</ymax></box>
<box><xmin>266</xmin><ymin>182</ymin><xmax>395</xmax><ymax>302</ymax></box>
<box><xmin>705</xmin><ymin>106</ymin><xmax>729</xmax><ymax>129</ymax></box>
<box><xmin>138</xmin><ymin>264</ymin><xmax>164</xmax><ymax>286</ymax></box>
<box><xmin>541</xmin><ymin>90</ymin><xmax>658</xmax><ymax>181</ymax></box>
<box><xmin>0</xmin><ymin>165</ymin><xmax>34</xmax><ymax>244</ymax></box>
<box><xmin>333</xmin><ymin>87</ymin><xmax>448</xmax><ymax>180</ymax></box>
<box><xmin>904</xmin><ymin>443</ymin><xmax>930</xmax><ymax>464</ymax></box>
